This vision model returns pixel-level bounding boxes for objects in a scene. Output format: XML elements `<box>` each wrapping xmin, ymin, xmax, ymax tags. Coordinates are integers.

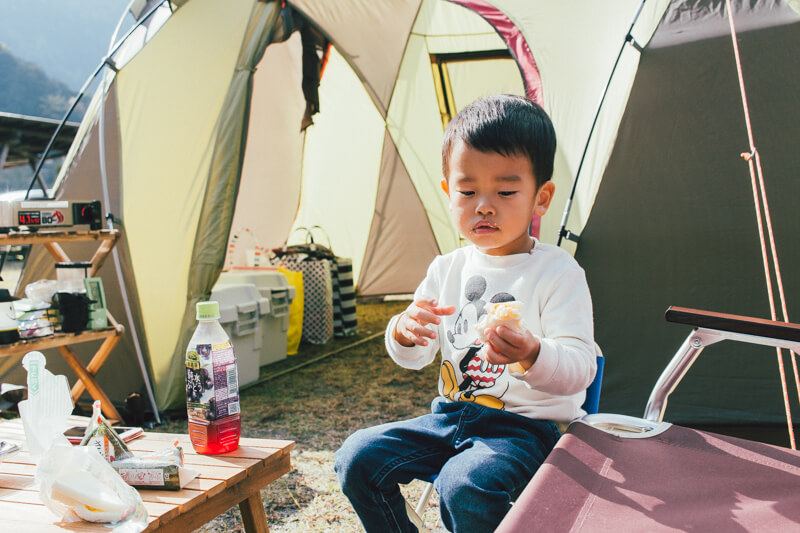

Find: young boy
<box><xmin>335</xmin><ymin>94</ymin><xmax>597</xmax><ymax>533</ymax></box>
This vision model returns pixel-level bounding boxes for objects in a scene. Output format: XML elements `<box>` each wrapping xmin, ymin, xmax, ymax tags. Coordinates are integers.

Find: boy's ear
<box><xmin>534</xmin><ymin>181</ymin><xmax>555</xmax><ymax>216</ymax></box>
<box><xmin>440</xmin><ymin>178</ymin><xmax>450</xmax><ymax>197</ymax></box>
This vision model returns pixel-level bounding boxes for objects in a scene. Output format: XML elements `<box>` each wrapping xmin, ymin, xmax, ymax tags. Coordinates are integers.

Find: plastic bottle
<box><xmin>185</xmin><ymin>301</ymin><xmax>240</xmax><ymax>454</ymax></box>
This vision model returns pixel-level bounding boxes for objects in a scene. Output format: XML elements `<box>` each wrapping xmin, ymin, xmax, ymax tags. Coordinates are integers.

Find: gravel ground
<box><xmin>153</xmin><ymin>300</ymin><xmax>450</xmax><ymax>532</ymax></box>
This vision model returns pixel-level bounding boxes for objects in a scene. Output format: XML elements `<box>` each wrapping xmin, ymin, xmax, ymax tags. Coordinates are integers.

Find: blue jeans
<box><xmin>334</xmin><ymin>397</ymin><xmax>560</xmax><ymax>533</ymax></box>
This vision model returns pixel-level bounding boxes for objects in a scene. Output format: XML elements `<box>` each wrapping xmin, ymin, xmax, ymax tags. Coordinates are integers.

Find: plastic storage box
<box><xmin>209</xmin><ymin>283</ymin><xmax>269</xmax><ymax>387</ymax></box>
<box><xmin>215</xmin><ymin>268</ymin><xmax>295</xmax><ymax>366</ymax></box>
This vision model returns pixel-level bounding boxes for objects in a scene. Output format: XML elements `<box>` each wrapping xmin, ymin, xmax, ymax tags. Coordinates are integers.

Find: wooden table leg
<box><xmin>57</xmin><ymin>344</ymin><xmax>123</xmax><ymax>422</ymax></box>
<box><xmin>69</xmin><ymin>334</ymin><xmax>120</xmax><ymax>400</ymax></box>
<box><xmin>154</xmin><ymin>454</ymin><xmax>290</xmax><ymax>533</ymax></box>
<box><xmin>240</xmin><ymin>493</ymin><xmax>270</xmax><ymax>533</ymax></box>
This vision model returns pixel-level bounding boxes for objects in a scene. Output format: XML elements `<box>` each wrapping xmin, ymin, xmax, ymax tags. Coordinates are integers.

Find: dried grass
<box><xmin>153</xmin><ymin>300</ymin><xmax>449</xmax><ymax>532</ymax></box>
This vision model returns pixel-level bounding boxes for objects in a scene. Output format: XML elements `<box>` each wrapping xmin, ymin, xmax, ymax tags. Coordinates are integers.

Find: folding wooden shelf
<box><xmin>0</xmin><ymin>229</ymin><xmax>125</xmax><ymax>422</ymax></box>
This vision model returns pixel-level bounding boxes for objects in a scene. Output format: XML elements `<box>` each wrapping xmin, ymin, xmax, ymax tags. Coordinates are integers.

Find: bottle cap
<box><xmin>196</xmin><ymin>301</ymin><xmax>220</xmax><ymax>320</ymax></box>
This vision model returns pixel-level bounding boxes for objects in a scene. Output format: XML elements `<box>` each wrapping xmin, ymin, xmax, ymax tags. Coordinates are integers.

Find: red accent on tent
<box><xmin>448</xmin><ymin>0</ymin><xmax>545</xmax><ymax>237</ymax></box>
<box><xmin>448</xmin><ymin>0</ymin><xmax>543</xmax><ymax>104</ymax></box>
<box><xmin>319</xmin><ymin>43</ymin><xmax>332</xmax><ymax>79</ymax></box>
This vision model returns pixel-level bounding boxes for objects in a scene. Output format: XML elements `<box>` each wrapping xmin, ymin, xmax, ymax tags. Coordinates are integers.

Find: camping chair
<box><xmin>406</xmin><ymin>354</ymin><xmax>605</xmax><ymax>532</ymax></box>
<box><xmin>495</xmin><ymin>306</ymin><xmax>800</xmax><ymax>532</ymax></box>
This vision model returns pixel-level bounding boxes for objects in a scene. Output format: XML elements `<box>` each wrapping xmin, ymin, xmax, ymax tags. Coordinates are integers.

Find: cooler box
<box><xmin>216</xmin><ymin>268</ymin><xmax>295</xmax><ymax>366</ymax></box>
<box><xmin>209</xmin><ymin>283</ymin><xmax>269</xmax><ymax>387</ymax></box>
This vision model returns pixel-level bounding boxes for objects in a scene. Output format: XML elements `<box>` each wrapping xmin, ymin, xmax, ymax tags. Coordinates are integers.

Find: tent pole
<box><xmin>97</xmin><ymin>99</ymin><xmax>164</xmax><ymax>425</ymax></box>
<box><xmin>92</xmin><ymin>2</ymin><xmax>164</xmax><ymax>424</ymax></box>
<box><xmin>23</xmin><ymin>0</ymin><xmax>170</xmax><ymax>200</ymax></box>
<box><xmin>556</xmin><ymin>0</ymin><xmax>647</xmax><ymax>247</ymax></box>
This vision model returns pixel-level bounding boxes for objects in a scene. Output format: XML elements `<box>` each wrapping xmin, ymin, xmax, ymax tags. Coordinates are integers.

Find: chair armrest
<box><xmin>645</xmin><ymin>306</ymin><xmax>800</xmax><ymax>423</ymax></box>
<box><xmin>666</xmin><ymin>306</ymin><xmax>800</xmax><ymax>343</ymax></box>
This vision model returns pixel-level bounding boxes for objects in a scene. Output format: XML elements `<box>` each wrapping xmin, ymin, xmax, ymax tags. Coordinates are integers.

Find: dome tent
<box><xmin>573</xmin><ymin>0</ymin><xmax>800</xmax><ymax>427</ymax></box>
<box><xmin>14</xmin><ymin>0</ymin><xmax>800</xmax><ymax>430</ymax></box>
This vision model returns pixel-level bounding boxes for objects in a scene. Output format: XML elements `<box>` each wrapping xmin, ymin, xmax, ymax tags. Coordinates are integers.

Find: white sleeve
<box><xmin>516</xmin><ymin>264</ymin><xmax>597</xmax><ymax>395</ymax></box>
<box><xmin>383</xmin><ymin>258</ymin><xmax>442</xmax><ymax>370</ymax></box>
<box><xmin>385</xmin><ymin>314</ymin><xmax>439</xmax><ymax>369</ymax></box>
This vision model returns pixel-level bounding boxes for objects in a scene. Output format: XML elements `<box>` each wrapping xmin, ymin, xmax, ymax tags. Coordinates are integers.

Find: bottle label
<box><xmin>185</xmin><ymin>340</ymin><xmax>240</xmax><ymax>422</ymax></box>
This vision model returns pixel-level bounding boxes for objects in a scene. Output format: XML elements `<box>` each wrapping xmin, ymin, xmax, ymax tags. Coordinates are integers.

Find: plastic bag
<box><xmin>38</xmin><ymin>444</ymin><xmax>148</xmax><ymax>527</ymax></box>
<box><xmin>18</xmin><ymin>351</ymin><xmax>148</xmax><ymax>531</ymax></box>
<box><xmin>24</xmin><ymin>279</ymin><xmax>58</xmax><ymax>304</ymax></box>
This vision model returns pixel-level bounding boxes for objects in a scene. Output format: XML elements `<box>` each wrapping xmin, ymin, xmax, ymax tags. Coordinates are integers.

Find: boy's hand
<box><xmin>482</xmin><ymin>325</ymin><xmax>541</xmax><ymax>372</ymax></box>
<box><xmin>394</xmin><ymin>299</ymin><xmax>456</xmax><ymax>347</ymax></box>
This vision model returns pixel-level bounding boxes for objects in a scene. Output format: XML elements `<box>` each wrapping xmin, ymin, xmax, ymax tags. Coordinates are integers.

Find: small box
<box><xmin>84</xmin><ymin>277</ymin><xmax>108</xmax><ymax>329</ymax></box>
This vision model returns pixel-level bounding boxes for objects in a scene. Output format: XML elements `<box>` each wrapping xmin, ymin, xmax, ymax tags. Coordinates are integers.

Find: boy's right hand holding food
<box><xmin>394</xmin><ymin>298</ymin><xmax>456</xmax><ymax>347</ymax></box>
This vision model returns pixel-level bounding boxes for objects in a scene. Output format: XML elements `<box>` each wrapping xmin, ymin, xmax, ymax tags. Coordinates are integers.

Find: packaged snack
<box><xmin>111</xmin><ymin>444</ymin><xmax>198</xmax><ymax>490</ymax></box>
<box><xmin>14</xmin><ymin>298</ymin><xmax>55</xmax><ymax>338</ymax></box>
<box><xmin>81</xmin><ymin>400</ymin><xmax>133</xmax><ymax>463</ymax></box>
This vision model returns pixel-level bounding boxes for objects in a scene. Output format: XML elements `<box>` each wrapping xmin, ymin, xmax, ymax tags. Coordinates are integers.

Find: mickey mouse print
<box><xmin>440</xmin><ymin>275</ymin><xmax>515</xmax><ymax>409</ymax></box>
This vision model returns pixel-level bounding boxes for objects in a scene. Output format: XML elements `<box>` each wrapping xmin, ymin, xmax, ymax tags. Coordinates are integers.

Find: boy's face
<box><xmin>444</xmin><ymin>139</ymin><xmax>555</xmax><ymax>256</ymax></box>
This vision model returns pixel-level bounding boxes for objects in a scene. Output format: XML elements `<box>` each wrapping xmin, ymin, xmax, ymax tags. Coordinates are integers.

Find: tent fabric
<box><xmin>286</xmin><ymin>0</ymin><xmax>524</xmax><ymax>285</ymax></box>
<box><xmin>574</xmin><ymin>4</ymin><xmax>800</xmax><ymax>424</ymax></box>
<box><xmin>384</xmin><ymin>30</ymin><xmax>461</xmax><ymax>257</ymax></box>
<box><xmin>450</xmin><ymin>0</ymin><xmax>543</xmax><ymax>103</ymax></box>
<box><xmin>160</xmin><ymin>0</ymin><xmax>284</xmax><ymax>409</ymax></box>
<box><xmin>114</xmin><ymin>0</ymin><xmax>259</xmax><ymax>408</ymax></box>
<box><xmin>289</xmin><ymin>0</ymin><xmax>423</xmax><ymax>114</ymax></box>
<box><xmin>488</xmin><ymin>0</ymin><xmax>670</xmax><ymax>250</ymax></box>
<box><xmin>228</xmin><ymin>33</ymin><xmax>306</xmax><ymax>263</ymax></box>
<box><xmin>650</xmin><ymin>0</ymin><xmax>800</xmax><ymax>48</ymax></box>
<box><xmin>358</xmin><ymin>131</ymin><xmax>440</xmax><ymax>296</ymax></box>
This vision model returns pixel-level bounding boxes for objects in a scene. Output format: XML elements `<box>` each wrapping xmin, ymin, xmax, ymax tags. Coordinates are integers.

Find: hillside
<box><xmin>0</xmin><ymin>43</ymin><xmax>81</xmax><ymax>120</ymax></box>
<box><xmin>0</xmin><ymin>44</ymin><xmax>83</xmax><ymax>194</ymax></box>
<box><xmin>0</xmin><ymin>0</ymin><xmax>129</xmax><ymax>91</ymax></box>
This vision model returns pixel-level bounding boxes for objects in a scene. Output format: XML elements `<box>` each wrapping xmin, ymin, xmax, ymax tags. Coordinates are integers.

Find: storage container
<box><xmin>209</xmin><ymin>284</ymin><xmax>269</xmax><ymax>387</ymax></box>
<box><xmin>215</xmin><ymin>268</ymin><xmax>294</xmax><ymax>366</ymax></box>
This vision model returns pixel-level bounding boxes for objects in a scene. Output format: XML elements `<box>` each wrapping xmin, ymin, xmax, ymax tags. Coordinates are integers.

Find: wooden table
<box><xmin>0</xmin><ymin>229</ymin><xmax>124</xmax><ymax>422</ymax></box>
<box><xmin>0</xmin><ymin>417</ymin><xmax>295</xmax><ymax>532</ymax></box>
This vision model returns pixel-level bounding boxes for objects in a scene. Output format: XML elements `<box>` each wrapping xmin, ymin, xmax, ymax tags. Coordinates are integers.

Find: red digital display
<box><xmin>18</xmin><ymin>211</ymin><xmax>41</xmax><ymax>225</ymax></box>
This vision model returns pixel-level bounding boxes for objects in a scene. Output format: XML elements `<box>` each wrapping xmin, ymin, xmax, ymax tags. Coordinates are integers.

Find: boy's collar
<box><xmin>471</xmin><ymin>240</ymin><xmax>537</xmax><ymax>267</ymax></box>
<box><xmin>473</xmin><ymin>237</ymin><xmax>537</xmax><ymax>257</ymax></box>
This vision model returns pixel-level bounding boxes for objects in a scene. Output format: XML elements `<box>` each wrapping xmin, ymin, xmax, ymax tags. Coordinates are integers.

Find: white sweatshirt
<box><xmin>385</xmin><ymin>241</ymin><xmax>598</xmax><ymax>422</ymax></box>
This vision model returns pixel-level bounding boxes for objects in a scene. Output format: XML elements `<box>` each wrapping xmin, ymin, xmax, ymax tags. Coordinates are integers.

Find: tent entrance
<box><xmin>429</xmin><ymin>49</ymin><xmax>515</xmax><ymax>129</ymax></box>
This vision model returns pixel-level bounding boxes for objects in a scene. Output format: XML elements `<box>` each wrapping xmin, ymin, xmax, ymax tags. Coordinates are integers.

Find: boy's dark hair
<box><xmin>442</xmin><ymin>94</ymin><xmax>556</xmax><ymax>188</ymax></box>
